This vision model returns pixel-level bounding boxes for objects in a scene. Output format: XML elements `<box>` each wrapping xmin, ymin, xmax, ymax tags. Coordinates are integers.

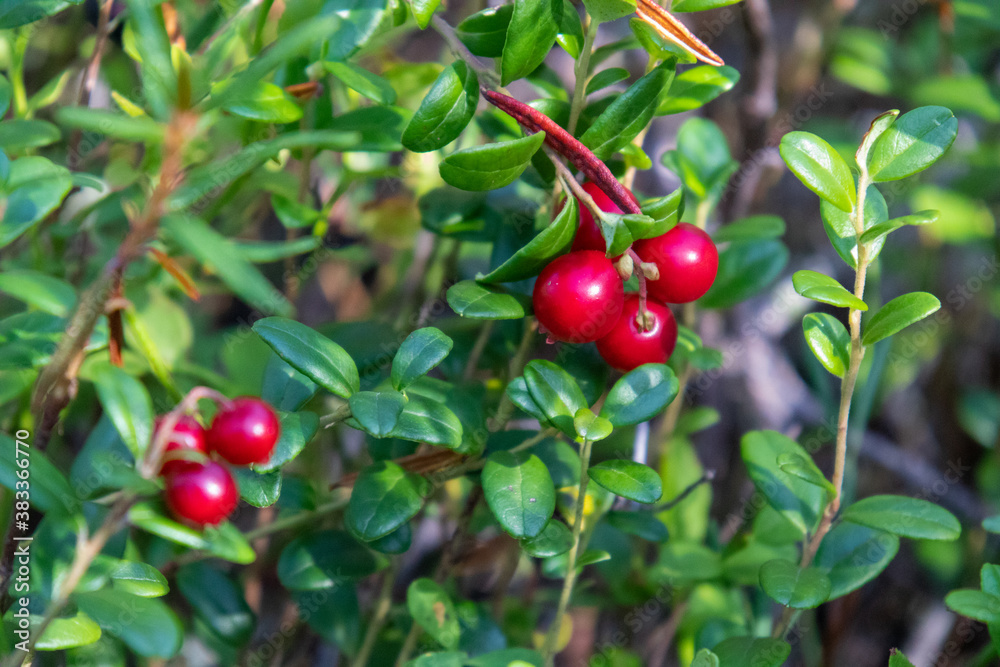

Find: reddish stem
<box><xmin>482</xmin><ymin>89</ymin><xmax>641</xmax><ymax>216</ymax></box>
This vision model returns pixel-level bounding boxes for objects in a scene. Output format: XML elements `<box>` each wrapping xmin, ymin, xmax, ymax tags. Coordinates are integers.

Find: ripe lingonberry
<box><xmin>164</xmin><ymin>460</ymin><xmax>239</xmax><ymax>527</ymax></box>
<box><xmin>155</xmin><ymin>415</ymin><xmax>209</xmax><ymax>477</ymax></box>
<box><xmin>633</xmin><ymin>223</ymin><xmax>719</xmax><ymax>303</ymax></box>
<box><xmin>533</xmin><ymin>250</ymin><xmax>624</xmax><ymax>343</ymax></box>
<box><xmin>207</xmin><ymin>397</ymin><xmax>280</xmax><ymax>466</ymax></box>
<box><xmin>596</xmin><ymin>295</ymin><xmax>678</xmax><ymax>371</ymax></box>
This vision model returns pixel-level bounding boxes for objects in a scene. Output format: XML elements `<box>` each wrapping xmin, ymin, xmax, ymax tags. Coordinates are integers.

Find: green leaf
<box><xmin>581</xmin><ymin>61</ymin><xmax>674</xmax><ymax>160</ymax></box>
<box><xmin>842</xmin><ymin>495</ymin><xmax>960</xmax><ymax>540</ymax></box>
<box><xmin>74</xmin><ymin>590</ymin><xmax>182</xmax><ymax>658</ymax></box>
<box><xmin>583</xmin><ymin>0</ymin><xmax>637</xmax><ymax>24</ymax></box>
<box><xmin>671</xmin><ymin>0</ymin><xmax>742</xmax><ymax>10</ymax></box>
<box><xmin>478</xmin><ymin>198</ymin><xmax>577</xmax><ymax>283</ymax></box>
<box><xmin>0</xmin><ymin>0</ymin><xmax>82</xmax><ymax>28</ymax></box>
<box><xmin>55</xmin><ymin>107</ymin><xmax>164</xmax><ymax>143</ymax></box>
<box><xmin>128</xmin><ymin>502</ymin><xmax>210</xmax><ymax>551</ymax></box>
<box><xmin>521</xmin><ymin>520</ymin><xmax>573</xmax><ymax>557</ymax></box>
<box><xmin>586</xmin><ymin>68</ymin><xmax>630</xmax><ymax>95</ymax></box>
<box><xmin>0</xmin><ymin>157</ymin><xmax>72</xmax><ymax>248</ymax></box>
<box><xmin>204</xmin><ymin>523</ymin><xmax>257</xmax><ymax>565</ymax></box>
<box><xmin>369</xmin><ymin>523</ymin><xmax>413</xmax><ymax>554</ymax></box>
<box><xmin>655</xmin><ymin>542</ymin><xmax>722</xmax><ymax>582</ymax></box>
<box><xmin>889</xmin><ymin>649</ymin><xmax>918</xmax><ymax>667</ymax></box>
<box><xmin>779</xmin><ymin>131</ymin><xmax>856</xmax><ymax>212</ymax></box>
<box><xmin>759</xmin><ymin>558</ymin><xmax>832</xmax><ymax>609</ymax></box>
<box><xmin>447</xmin><ymin>280</ymin><xmax>526</xmax><ymax>319</ymax></box>
<box><xmin>815</xmin><ymin>522</ymin><xmax>899</xmax><ymax>599</ymax></box>
<box><xmin>820</xmin><ymin>185</ymin><xmax>889</xmax><ymax>268</ymax></box>
<box><xmin>176</xmin><ymin>562</ymin><xmax>255</xmax><ymax>644</ymax></box>
<box><xmin>713</xmin><ymin>215</ymin><xmax>785</xmax><ymax>243</ymax></box>
<box><xmin>162</xmin><ymin>215</ymin><xmax>294</xmax><ymax>317</ymax></box>
<box><xmin>600</xmin><ymin>364</ymin><xmax>679</xmax><ymax>427</ymax></box>
<box><xmin>32</xmin><ymin>612</ymin><xmax>102</xmax><ymax>651</ymax></box>
<box><xmin>90</xmin><ymin>363</ymin><xmax>153</xmax><ymax>461</ymax></box>
<box><xmin>984</xmin><ymin>515</ymin><xmax>1000</xmax><ymax>534</ymax></box>
<box><xmin>402</xmin><ymin>62</ymin><xmax>479</xmax><ymax>153</ymax></box>
<box><xmin>861</xmin><ymin>292</ymin><xmax>941</xmax><ymax>346</ymax></box>
<box><xmin>802</xmin><ymin>313</ymin><xmax>851</xmax><ymax>378</ymax></box>
<box><xmin>573</xmin><ymin>408</ymin><xmax>613</xmax><ymax>442</ymax></box>
<box><xmin>523</xmin><ymin>360</ymin><xmax>588</xmax><ymax>438</ymax></box>
<box><xmin>868</xmin><ymin>106</ymin><xmax>958</xmax><ymax>182</ymax></box>
<box><xmin>657</xmin><ymin>64</ymin><xmax>739</xmax><ymax>115</ymax></box>
<box><xmin>389</xmin><ymin>397</ymin><xmax>464</xmax><ymax>449</ymax></box>
<box><xmin>482</xmin><ymin>451</ymin><xmax>556</xmax><ymax>539</ymax></box>
<box><xmin>712</xmin><ymin>637</ymin><xmax>790</xmax><ymax>667</ymax></box>
<box><xmin>439</xmin><ymin>133</ymin><xmax>545</xmax><ymax>191</ymax></box>
<box><xmin>411</xmin><ymin>0</ymin><xmax>441</xmax><ymax>28</ymax></box>
<box><xmin>262</xmin><ymin>355</ymin><xmax>319</xmax><ymax>411</ymax></box>
<box><xmin>272</xmin><ymin>194</ymin><xmax>322</xmax><ymax>229</ymax></box>
<box><xmin>859</xmin><ymin>210</ymin><xmax>938</xmax><ymax>245</ymax></box>
<box><xmin>691</xmin><ymin>649</ymin><xmax>721</xmax><ymax>667</ymax></box>
<box><xmin>456</xmin><ymin>5</ymin><xmax>513</xmax><ymax>57</ymax></box>
<box><xmin>252</xmin><ymin>411</ymin><xmax>319</xmax><ymax>473</ymax></box>
<box><xmin>467</xmin><ymin>649</ymin><xmax>545</xmax><ymax>666</ymax></box>
<box><xmin>235</xmin><ymin>237</ymin><xmax>322</xmax><ymax>263</ymax></box>
<box><xmin>326</xmin><ymin>61</ymin><xmax>397</xmax><ymax>105</ymax></box>
<box><xmin>662</xmin><ymin>117</ymin><xmax>737</xmax><ymax>202</ymax></box>
<box><xmin>555</xmin><ymin>0</ymin><xmax>584</xmax><ymax>57</ymax></box>
<box><xmin>0</xmin><ymin>270</ymin><xmax>76</xmax><ymax>316</ymax></box>
<box><xmin>638</xmin><ymin>188</ymin><xmax>684</xmax><ymax>238</ymax></box>
<box><xmin>776</xmin><ymin>452</ymin><xmax>834</xmax><ymax>495</ymax></box>
<box><xmin>500</xmin><ymin>0</ymin><xmax>561</xmax><ymax>86</ymax></box>
<box><xmin>596</xmin><ymin>212</ymin><xmax>635</xmax><ymax>257</ymax></box>
<box><xmin>234</xmin><ymin>468</ymin><xmax>282</xmax><ymax>508</ymax></box>
<box><xmin>346</xmin><ymin>461</ymin><xmax>431</xmax><ymax>541</ymax></box>
<box><xmin>277</xmin><ymin>530</ymin><xmax>383</xmax><ymax>590</ymax></box>
<box><xmin>945</xmin><ymin>589</ymin><xmax>1000</xmax><ymax>624</ymax></box>
<box><xmin>110</xmin><ymin>562</ymin><xmax>169</xmax><ymax>598</ymax></box>
<box><xmin>348</xmin><ymin>391</ymin><xmax>407</xmax><ymax>437</ymax></box>
<box><xmin>212</xmin><ymin>80</ymin><xmax>303</xmax><ymax>123</ymax></box>
<box><xmin>391</xmin><ymin>327</ymin><xmax>454</xmax><ymax>391</ymax></box>
<box><xmin>253</xmin><ymin>317</ymin><xmax>360</xmax><ymax>399</ymax></box>
<box><xmin>605</xmin><ymin>511</ymin><xmax>669</xmax><ymax>542</ymax></box>
<box><xmin>792</xmin><ymin>270</ymin><xmax>867</xmax><ymax>310</ymax></box>
<box><xmin>589</xmin><ymin>459</ymin><xmax>662</xmax><ymax>504</ymax></box>
<box><xmin>0</xmin><ymin>119</ymin><xmax>61</xmax><ymax>152</ymax></box>
<box><xmin>855</xmin><ymin>109</ymin><xmax>899</xmax><ymax>169</ymax></box>
<box><xmin>407</xmin><ymin>579</ymin><xmax>461</xmax><ymax>649</ymax></box>
<box><xmin>740</xmin><ymin>430</ymin><xmax>825</xmax><ymax>533</ymax></box>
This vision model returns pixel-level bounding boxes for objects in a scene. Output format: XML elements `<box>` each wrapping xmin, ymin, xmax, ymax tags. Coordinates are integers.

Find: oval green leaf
<box><xmin>407</xmin><ymin>578</ymin><xmax>461</xmax><ymax>649</ymax></box>
<box><xmin>447</xmin><ymin>280</ymin><xmax>526</xmax><ymax>319</ymax></box>
<box><xmin>482</xmin><ymin>451</ymin><xmax>556</xmax><ymax>539</ymax></box>
<box><xmin>347</xmin><ymin>390</ymin><xmax>407</xmax><ymax>437</ymax></box>
<box><xmin>388</xmin><ymin>396</ymin><xmax>464</xmax><ymax>449</ymax></box>
<box><xmin>581</xmin><ymin>61</ymin><xmax>674</xmax><ymax>160</ymax></box>
<box><xmin>779</xmin><ymin>131</ymin><xmax>856</xmax><ymax>213</ymax></box>
<box><xmin>253</xmin><ymin>317</ymin><xmax>360</xmax><ymax>399</ymax></box>
<box><xmin>523</xmin><ymin>360</ymin><xmax>588</xmax><ymax>438</ymax></box>
<box><xmin>792</xmin><ymin>270</ymin><xmax>867</xmax><ymax>310</ymax></box>
<box><xmin>478</xmin><ymin>198</ymin><xmax>577</xmax><ymax>284</ymax></box>
<box><xmin>759</xmin><ymin>558</ymin><xmax>832</xmax><ymax>609</ymax></box>
<box><xmin>521</xmin><ymin>520</ymin><xmax>573</xmax><ymax>557</ymax></box>
<box><xmin>657</xmin><ymin>64</ymin><xmax>740</xmax><ymax>115</ymax></box>
<box><xmin>803</xmin><ymin>313</ymin><xmax>851</xmax><ymax>378</ymax></box>
<box><xmin>75</xmin><ymin>590</ymin><xmax>182</xmax><ymax>658</ymax></box>
<box><xmin>391</xmin><ymin>327</ymin><xmax>454</xmax><ymax>391</ymax></box>
<box><xmin>589</xmin><ymin>459</ymin><xmax>662</xmax><ymax>504</ymax></box>
<box><xmin>439</xmin><ymin>133</ymin><xmax>545</xmax><ymax>191</ymax></box>
<box><xmin>402</xmin><ymin>61</ymin><xmax>479</xmax><ymax>153</ymax></box>
<box><xmin>861</xmin><ymin>292</ymin><xmax>941</xmax><ymax>346</ymax></box>
<box><xmin>346</xmin><ymin>461</ymin><xmax>432</xmax><ymax>541</ymax></box>
<box><xmin>841</xmin><ymin>494</ymin><xmax>960</xmax><ymax>540</ymax></box>
<box><xmin>740</xmin><ymin>430</ymin><xmax>825</xmax><ymax>533</ymax></box>
<box><xmin>277</xmin><ymin>530</ymin><xmax>383</xmax><ymax>590</ymax></box>
<box><xmin>176</xmin><ymin>562</ymin><xmax>255</xmax><ymax>644</ymax></box>
<box><xmin>711</xmin><ymin>637</ymin><xmax>790</xmax><ymax>667</ymax></box>
<box><xmin>814</xmin><ymin>521</ymin><xmax>899</xmax><ymax>599</ymax></box>
<box><xmin>599</xmin><ymin>363</ymin><xmax>679</xmax><ymax>427</ymax></box>
<box><xmin>500</xmin><ymin>0</ymin><xmax>561</xmax><ymax>85</ymax></box>
<box><xmin>456</xmin><ymin>5</ymin><xmax>514</xmax><ymax>57</ymax></box>
<box><xmin>868</xmin><ymin>106</ymin><xmax>958</xmax><ymax>182</ymax></box>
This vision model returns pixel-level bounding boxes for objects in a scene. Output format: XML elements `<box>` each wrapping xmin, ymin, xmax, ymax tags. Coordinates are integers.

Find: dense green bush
<box><xmin>1</xmin><ymin>0</ymin><xmax>998</xmax><ymax>666</ymax></box>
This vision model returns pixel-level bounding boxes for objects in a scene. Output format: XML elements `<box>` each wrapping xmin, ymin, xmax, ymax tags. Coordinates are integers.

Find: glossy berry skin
<box><xmin>156</xmin><ymin>415</ymin><xmax>210</xmax><ymax>477</ymax></box>
<box><xmin>596</xmin><ymin>295</ymin><xmax>678</xmax><ymax>371</ymax></box>
<box><xmin>633</xmin><ymin>223</ymin><xmax>719</xmax><ymax>304</ymax></box>
<box><xmin>207</xmin><ymin>397</ymin><xmax>280</xmax><ymax>466</ymax></box>
<box><xmin>533</xmin><ymin>250</ymin><xmax>624</xmax><ymax>344</ymax></box>
<box><xmin>571</xmin><ymin>182</ymin><xmax>623</xmax><ymax>252</ymax></box>
<box><xmin>164</xmin><ymin>461</ymin><xmax>239</xmax><ymax>527</ymax></box>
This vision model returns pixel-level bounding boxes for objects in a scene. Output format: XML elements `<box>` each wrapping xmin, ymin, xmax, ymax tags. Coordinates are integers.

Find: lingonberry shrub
<box><xmin>0</xmin><ymin>1</ymin><xmax>985</xmax><ymax>666</ymax></box>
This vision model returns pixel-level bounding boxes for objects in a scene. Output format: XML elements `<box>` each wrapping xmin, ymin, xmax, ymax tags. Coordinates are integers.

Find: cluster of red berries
<box><xmin>156</xmin><ymin>397</ymin><xmax>280</xmax><ymax>527</ymax></box>
<box><xmin>533</xmin><ymin>182</ymin><xmax>719</xmax><ymax>371</ymax></box>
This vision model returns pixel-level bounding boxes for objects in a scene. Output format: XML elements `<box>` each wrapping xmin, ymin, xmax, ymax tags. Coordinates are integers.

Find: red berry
<box><xmin>633</xmin><ymin>223</ymin><xmax>718</xmax><ymax>303</ymax></box>
<box><xmin>206</xmin><ymin>397</ymin><xmax>280</xmax><ymax>466</ymax></box>
<box><xmin>571</xmin><ymin>182</ymin><xmax>622</xmax><ymax>252</ymax></box>
<box><xmin>596</xmin><ymin>295</ymin><xmax>678</xmax><ymax>371</ymax></box>
<box><xmin>164</xmin><ymin>460</ymin><xmax>239</xmax><ymax>527</ymax></box>
<box><xmin>155</xmin><ymin>415</ymin><xmax>209</xmax><ymax>477</ymax></box>
<box><xmin>532</xmin><ymin>250</ymin><xmax>624</xmax><ymax>344</ymax></box>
